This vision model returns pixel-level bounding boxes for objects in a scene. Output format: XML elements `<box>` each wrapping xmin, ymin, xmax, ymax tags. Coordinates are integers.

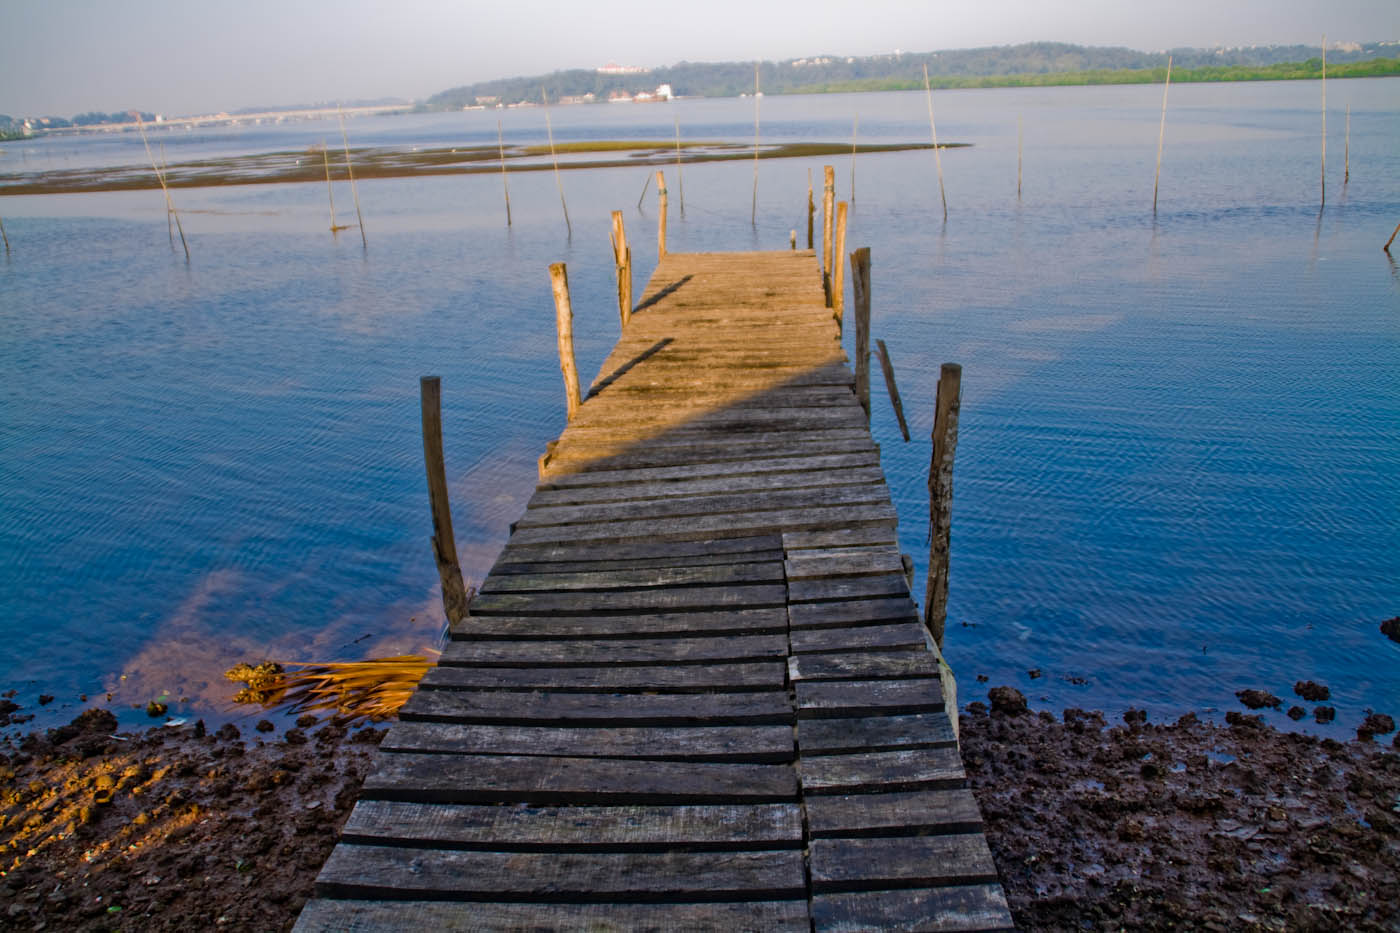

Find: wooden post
<box><xmin>497</xmin><ymin>117</ymin><xmax>512</xmax><ymax>226</ymax></box>
<box><xmin>875</xmin><ymin>339</ymin><xmax>911</xmax><ymax>441</ymax></box>
<box><xmin>806</xmin><ymin>168</ymin><xmax>814</xmax><ymax>250</ymax></box>
<box><xmin>751</xmin><ymin>61</ymin><xmax>760</xmax><ymax>226</ymax></box>
<box><xmin>850</xmin><ymin>247</ymin><xmax>871</xmax><ymax>418</ymax></box>
<box><xmin>790</xmin><ymin>229</ymin><xmax>796</xmax><ymax>250</ymax></box>
<box><xmin>831</xmin><ymin>201</ymin><xmax>848</xmax><ymax>326</ymax></box>
<box><xmin>822</xmin><ymin>165</ymin><xmax>834</xmax><ymax>305</ymax></box>
<box><xmin>136</xmin><ymin>116</ymin><xmax>189</xmax><ymax>260</ymax></box>
<box><xmin>420</xmin><ymin>376</ymin><xmax>469</xmax><ymax>626</ymax></box>
<box><xmin>656</xmin><ymin>170</ymin><xmax>668</xmax><ymax>260</ymax></box>
<box><xmin>611</xmin><ymin>210</ymin><xmax>632</xmax><ymax>327</ymax></box>
<box><xmin>548</xmin><ymin>263</ymin><xmax>583</xmax><ymax>421</ymax></box>
<box><xmin>637</xmin><ymin>171</ymin><xmax>651</xmax><ymax>210</ymax></box>
<box><xmin>925</xmin><ymin>363</ymin><xmax>962</xmax><ymax>649</ymax></box>
<box><xmin>1153</xmin><ymin>55</ymin><xmax>1172</xmax><ymax>215</ymax></box>
<box><xmin>322</xmin><ymin>143</ymin><xmax>340</xmax><ymax>232</ymax></box>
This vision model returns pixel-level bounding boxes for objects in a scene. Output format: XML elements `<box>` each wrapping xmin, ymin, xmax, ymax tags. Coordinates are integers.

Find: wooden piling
<box><xmin>790</xmin><ymin>230</ymin><xmax>796</xmax><ymax>250</ymax></box>
<box><xmin>806</xmin><ymin>168</ymin><xmax>815</xmax><ymax>250</ymax></box>
<box><xmin>875</xmin><ymin>339</ymin><xmax>911</xmax><ymax>441</ymax></box>
<box><xmin>548</xmin><ymin>263</ymin><xmax>583</xmax><ymax>421</ymax></box>
<box><xmin>497</xmin><ymin>118</ymin><xmax>512</xmax><ymax>226</ymax></box>
<box><xmin>831</xmin><ymin>201</ymin><xmax>848</xmax><ymax>325</ymax></box>
<box><xmin>543</xmin><ymin>90</ymin><xmax>572</xmax><ymax>238</ymax></box>
<box><xmin>1153</xmin><ymin>55</ymin><xmax>1172</xmax><ymax>215</ymax></box>
<box><xmin>850</xmin><ymin>247</ymin><xmax>871</xmax><ymax>418</ymax></box>
<box><xmin>322</xmin><ymin>143</ymin><xmax>340</xmax><ymax>232</ymax></box>
<box><xmin>656</xmin><ymin>170</ymin><xmax>668</xmax><ymax>260</ymax></box>
<box><xmin>822</xmin><ymin>166</ymin><xmax>835</xmax><ymax>305</ymax></box>
<box><xmin>338</xmin><ymin>106</ymin><xmax>368</xmax><ymax>249</ymax></box>
<box><xmin>611</xmin><ymin>210</ymin><xmax>632</xmax><ymax>327</ymax></box>
<box><xmin>637</xmin><ymin>171</ymin><xmax>651</xmax><ymax>211</ymax></box>
<box><xmin>419</xmin><ymin>376</ymin><xmax>470</xmax><ymax>626</ymax></box>
<box><xmin>925</xmin><ymin>362</ymin><xmax>962</xmax><ymax>649</ymax></box>
<box><xmin>922</xmin><ymin>64</ymin><xmax>948</xmax><ymax>222</ymax></box>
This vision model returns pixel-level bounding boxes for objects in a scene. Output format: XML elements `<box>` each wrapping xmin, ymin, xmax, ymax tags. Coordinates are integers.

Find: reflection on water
<box><xmin>1</xmin><ymin>81</ymin><xmax>1398</xmax><ymax>735</ymax></box>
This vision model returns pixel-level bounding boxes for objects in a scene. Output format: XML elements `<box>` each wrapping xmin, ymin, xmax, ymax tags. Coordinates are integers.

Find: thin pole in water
<box><xmin>751</xmin><ymin>61</ymin><xmax>760</xmax><ymax>226</ymax></box>
<box><xmin>322</xmin><ymin>142</ymin><xmax>341</xmax><ymax>232</ymax></box>
<box><xmin>1153</xmin><ymin>55</ymin><xmax>1172</xmax><ymax>215</ymax></box>
<box><xmin>850</xmin><ymin>113</ymin><xmax>858</xmax><ymax>205</ymax></box>
<box><xmin>922</xmin><ymin>64</ymin><xmax>947</xmax><ymax>222</ymax></box>
<box><xmin>338</xmin><ymin>106</ymin><xmax>367</xmax><ymax>249</ymax></box>
<box><xmin>1320</xmin><ymin>36</ymin><xmax>1327</xmax><ymax>209</ymax></box>
<box><xmin>419</xmin><ymin>376</ymin><xmax>470</xmax><ymax>626</ymax></box>
<box><xmin>674</xmin><ymin>116</ymin><xmax>685</xmax><ymax>217</ymax></box>
<box><xmin>1384</xmin><ymin>221</ymin><xmax>1400</xmax><ymax>253</ymax></box>
<box><xmin>542</xmin><ymin>88</ymin><xmax>572</xmax><ymax>239</ymax></box>
<box><xmin>0</xmin><ymin>214</ymin><xmax>9</xmax><ymax>254</ymax></box>
<box><xmin>497</xmin><ymin>118</ymin><xmax>512</xmax><ymax>226</ymax></box>
<box><xmin>1344</xmin><ymin>103</ymin><xmax>1350</xmax><ymax>185</ymax></box>
<box><xmin>637</xmin><ymin>172</ymin><xmax>651</xmax><ymax>211</ymax></box>
<box><xmin>160</xmin><ymin>142</ymin><xmax>173</xmax><ymax>245</ymax></box>
<box><xmin>1017</xmin><ymin>113</ymin><xmax>1023</xmax><ymax>200</ymax></box>
<box><xmin>137</xmin><ymin>116</ymin><xmax>188</xmax><ymax>260</ymax></box>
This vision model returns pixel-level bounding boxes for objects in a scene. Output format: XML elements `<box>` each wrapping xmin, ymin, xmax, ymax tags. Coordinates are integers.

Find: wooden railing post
<box><xmin>850</xmin><ymin>247</ymin><xmax>871</xmax><ymax>417</ymax></box>
<box><xmin>611</xmin><ymin>210</ymin><xmax>632</xmax><ymax>327</ymax></box>
<box><xmin>806</xmin><ymin>169</ymin><xmax>815</xmax><ymax>250</ymax></box>
<box><xmin>419</xmin><ymin>376</ymin><xmax>469</xmax><ymax>626</ymax></box>
<box><xmin>831</xmin><ymin>201</ymin><xmax>848</xmax><ymax>325</ymax></box>
<box><xmin>821</xmin><ymin>165</ymin><xmax>835</xmax><ymax>305</ymax></box>
<box><xmin>656</xmin><ymin>170</ymin><xmax>668</xmax><ymax>260</ymax></box>
<box><xmin>925</xmin><ymin>363</ymin><xmax>962</xmax><ymax>649</ymax></box>
<box><xmin>548</xmin><ymin>263</ymin><xmax>583</xmax><ymax>421</ymax></box>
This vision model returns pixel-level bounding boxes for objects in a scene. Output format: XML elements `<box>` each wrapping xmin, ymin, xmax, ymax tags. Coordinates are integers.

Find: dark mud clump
<box><xmin>1235</xmin><ymin>688</ymin><xmax>1282</xmax><ymax>710</ymax></box>
<box><xmin>961</xmin><ymin>688</ymin><xmax>1400</xmax><ymax>931</ymax></box>
<box><xmin>1293</xmin><ymin>680</ymin><xmax>1331</xmax><ymax>702</ymax></box>
<box><xmin>987</xmin><ymin>686</ymin><xmax>1028</xmax><ymax>716</ymax></box>
<box><xmin>0</xmin><ymin>708</ymin><xmax>382</xmax><ymax>931</ymax></box>
<box><xmin>1381</xmin><ymin>616</ymin><xmax>1400</xmax><ymax>643</ymax></box>
<box><xmin>1357</xmin><ymin>713</ymin><xmax>1396</xmax><ymax>742</ymax></box>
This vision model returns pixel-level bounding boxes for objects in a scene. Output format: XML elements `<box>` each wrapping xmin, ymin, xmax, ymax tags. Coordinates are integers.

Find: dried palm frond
<box><xmin>225</xmin><ymin>653</ymin><xmax>437</xmax><ymax>724</ymax></box>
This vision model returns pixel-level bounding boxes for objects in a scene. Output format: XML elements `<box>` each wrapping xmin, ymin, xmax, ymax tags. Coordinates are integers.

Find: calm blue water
<box><xmin>2</xmin><ymin>81</ymin><xmax>1397</xmax><ymax>735</ymax></box>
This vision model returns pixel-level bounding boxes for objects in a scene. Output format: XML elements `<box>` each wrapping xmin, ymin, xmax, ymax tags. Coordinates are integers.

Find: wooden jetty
<box><xmin>295</xmin><ymin>248</ymin><xmax>1013</xmax><ymax>931</ymax></box>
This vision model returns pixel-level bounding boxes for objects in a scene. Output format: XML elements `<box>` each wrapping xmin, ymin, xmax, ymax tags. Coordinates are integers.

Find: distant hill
<box><xmin>424</xmin><ymin>40</ymin><xmax>1400</xmax><ymax>109</ymax></box>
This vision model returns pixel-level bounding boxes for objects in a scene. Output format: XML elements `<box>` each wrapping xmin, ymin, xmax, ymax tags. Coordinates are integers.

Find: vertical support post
<box><xmin>925</xmin><ymin>363</ymin><xmax>962</xmax><ymax>649</ymax></box>
<box><xmin>790</xmin><ymin>230</ymin><xmax>796</xmax><ymax>250</ymax></box>
<box><xmin>822</xmin><ymin>165</ymin><xmax>835</xmax><ymax>305</ymax></box>
<box><xmin>611</xmin><ymin>211</ymin><xmax>632</xmax><ymax>327</ymax></box>
<box><xmin>850</xmin><ymin>247</ymin><xmax>871</xmax><ymax>417</ymax></box>
<box><xmin>656</xmin><ymin>170</ymin><xmax>668</xmax><ymax>260</ymax></box>
<box><xmin>548</xmin><ymin>263</ymin><xmax>583</xmax><ymax>421</ymax></box>
<box><xmin>420</xmin><ymin>376</ymin><xmax>469</xmax><ymax>626</ymax></box>
<box><xmin>831</xmin><ymin>201</ymin><xmax>849</xmax><ymax>326</ymax></box>
<box><xmin>875</xmin><ymin>339</ymin><xmax>911</xmax><ymax>441</ymax></box>
<box><xmin>806</xmin><ymin>168</ymin><xmax>815</xmax><ymax>250</ymax></box>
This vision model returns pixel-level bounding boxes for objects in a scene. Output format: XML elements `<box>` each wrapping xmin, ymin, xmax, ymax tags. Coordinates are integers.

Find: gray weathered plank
<box><xmin>784</xmin><ymin>547</ymin><xmax>906</xmax><ymax>580</ymax></box>
<box><xmin>788</xmin><ymin>652</ymin><xmax>939</xmax><ymax>682</ymax></box>
<box><xmin>381</xmin><ymin>721</ymin><xmax>794</xmax><ymax>762</ymax></box>
<box><xmin>513</xmin><ymin>484</ymin><xmax>889</xmax><ymax>529</ymax></box>
<box><xmin>798</xmin><ymin>713</ymin><xmax>958</xmax><ymax>755</ymax></box>
<box><xmin>787</xmin><ymin>573</ymin><xmax>911</xmax><ymax>603</ymax></box>
<box><xmin>805</xmin><ymin>788</ymin><xmax>983</xmax><ymax>838</ymax></box>
<box><xmin>498</xmin><ymin>534</ymin><xmax>781</xmax><ymax>565</ymax></box>
<box><xmin>422</xmin><ymin>661</ymin><xmax>784</xmax><ymax>693</ymax></box>
<box><xmin>504</xmin><ymin>504</ymin><xmax>898</xmax><ymax>547</ymax></box>
<box><xmin>478</xmin><ymin>562</ymin><xmax>784</xmax><ymax>594</ymax></box>
<box><xmin>795</xmin><ymin>680</ymin><xmax>945</xmax><ymax>718</ymax></box>
<box><xmin>468</xmin><ymin>583</ymin><xmax>787</xmax><ymax>616</ymax></box>
<box><xmin>400</xmin><ymin>688</ymin><xmax>793</xmax><ymax>726</ymax></box>
<box><xmin>453</xmin><ymin>607</ymin><xmax>788</xmax><ymax>641</ymax></box>
<box><xmin>789</xmin><ymin>597</ymin><xmax>918</xmax><ymax>630</ymax></box>
<box><xmin>811</xmin><ymin>884</ymin><xmax>1015</xmax><ymax>932</ymax></box>
<box><xmin>528</xmin><ymin>467</ymin><xmax>886</xmax><ymax>508</ymax></box>
<box><xmin>440</xmin><ymin>633</ymin><xmax>789</xmax><ymax>666</ymax></box>
<box><xmin>789</xmin><ymin>622</ymin><xmax>928</xmax><ymax>655</ymax></box>
<box><xmin>799</xmin><ymin>746</ymin><xmax>966</xmax><ymax>794</ymax></box>
<box><xmin>810</xmin><ymin>834</ymin><xmax>1000</xmax><ymax>890</ymax></box>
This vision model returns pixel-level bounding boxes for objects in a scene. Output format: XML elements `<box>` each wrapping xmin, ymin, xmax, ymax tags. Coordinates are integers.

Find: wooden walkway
<box><xmin>295</xmin><ymin>250</ymin><xmax>1013</xmax><ymax>931</ymax></box>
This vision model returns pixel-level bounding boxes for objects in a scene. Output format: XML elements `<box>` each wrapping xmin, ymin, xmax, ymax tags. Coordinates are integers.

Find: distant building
<box><xmin>597</xmin><ymin>62</ymin><xmax>648</xmax><ymax>74</ymax></box>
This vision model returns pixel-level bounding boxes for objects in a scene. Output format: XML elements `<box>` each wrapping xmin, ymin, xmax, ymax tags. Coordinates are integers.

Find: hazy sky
<box><xmin>2</xmin><ymin>0</ymin><xmax>1395</xmax><ymax>116</ymax></box>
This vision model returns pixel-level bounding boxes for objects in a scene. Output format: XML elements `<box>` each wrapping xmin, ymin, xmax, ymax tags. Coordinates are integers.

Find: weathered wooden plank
<box><xmin>811</xmin><ymin>884</ymin><xmax>1015</xmax><ymax>932</ymax></box>
<box><xmin>314</xmin><ymin>844</ymin><xmax>808</xmax><ymax>901</ymax></box>
<box><xmin>782</xmin><ymin>526</ymin><xmax>900</xmax><ymax>550</ymax></box>
<box><xmin>798</xmin><ymin>713</ymin><xmax>958</xmax><ymax>755</ymax></box>
<box><xmin>810</xmin><ymin>835</ymin><xmax>1000</xmax><ymax>890</ymax></box>
<box><xmin>400</xmin><ymin>688</ymin><xmax>794</xmax><ymax>726</ymax></box>
<box><xmin>527</xmin><ymin>467</ymin><xmax>886</xmax><ymax>508</ymax></box>
<box><xmin>505</xmin><ymin>504</ymin><xmax>898</xmax><ymax>547</ymax></box>
<box><xmin>795</xmin><ymin>680</ymin><xmax>944</xmax><ymax>718</ymax></box>
<box><xmin>440</xmin><ymin>634</ymin><xmax>789</xmax><ymax>667</ymax></box>
<box><xmin>799</xmin><ymin>746</ymin><xmax>966</xmax><ymax>794</ymax></box>
<box><xmin>784</xmin><ymin>547</ymin><xmax>906</xmax><ymax>580</ymax></box>
<box><xmin>566</xmin><ymin>404</ymin><xmax>862</xmax><ymax>432</ymax></box>
<box><xmin>513</xmin><ymin>484</ymin><xmax>889</xmax><ymax>530</ymax></box>
<box><xmin>490</xmin><ymin>550</ymin><xmax>787</xmax><ymax>575</ymax></box>
<box><xmin>789</xmin><ymin>597</ymin><xmax>918</xmax><ymax>630</ymax></box>
<box><xmin>789</xmin><ymin>622</ymin><xmax>928</xmax><ymax>655</ymax></box>
<box><xmin>381</xmin><ymin>721</ymin><xmax>794</xmax><ymax>763</ymax></box>
<box><xmin>468</xmin><ymin>584</ymin><xmax>787</xmax><ymax>616</ymax></box>
<box><xmin>295</xmin><ymin>898</ymin><xmax>813</xmax><ymax>933</ymax></box>
<box><xmin>787</xmin><ymin>574</ymin><xmax>911</xmax><ymax>603</ymax></box>
<box><xmin>421</xmin><ymin>661</ymin><xmax>784</xmax><ymax>693</ymax></box>
<box><xmin>539</xmin><ymin>452</ymin><xmax>879</xmax><ymax>490</ymax></box>
<box><xmin>542</xmin><ymin>441</ymin><xmax>879</xmax><ymax>475</ymax></box>
<box><xmin>363</xmin><ymin>753</ymin><xmax>799</xmax><ymax>804</ymax></box>
<box><xmin>339</xmin><ymin>800</ymin><xmax>804</xmax><ymax>850</ymax></box>
<box><xmin>788</xmin><ymin>652</ymin><xmax>939</xmax><ymax>682</ymax></box>
<box><xmin>452</xmin><ymin>607</ymin><xmax>788</xmax><ymax>641</ymax></box>
<box><xmin>805</xmin><ymin>788</ymin><xmax>983</xmax><ymax>838</ymax></box>
<box><xmin>498</xmin><ymin>535</ymin><xmax>781</xmax><ymax>564</ymax></box>
<box><xmin>478</xmin><ymin>562</ymin><xmax>784</xmax><ymax>594</ymax></box>
<box><xmin>552</xmin><ymin>427</ymin><xmax>874</xmax><ymax>453</ymax></box>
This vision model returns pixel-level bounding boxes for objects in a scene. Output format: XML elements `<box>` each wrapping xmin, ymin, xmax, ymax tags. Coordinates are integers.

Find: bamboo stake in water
<box><xmin>1017</xmin><ymin>113</ymin><xmax>1023</xmax><ymax>200</ymax></box>
<box><xmin>136</xmin><ymin>116</ymin><xmax>188</xmax><ymax>260</ymax></box>
<box><xmin>1384</xmin><ymin>221</ymin><xmax>1400</xmax><ymax>253</ymax></box>
<box><xmin>637</xmin><ymin>172</ymin><xmax>651</xmax><ymax>210</ymax></box>
<box><xmin>0</xmin><ymin>214</ymin><xmax>10</xmax><ymax>254</ymax></box>
<box><xmin>542</xmin><ymin>89</ymin><xmax>571</xmax><ymax>238</ymax></box>
<box><xmin>1153</xmin><ymin>55</ymin><xmax>1173</xmax><ymax>215</ymax></box>
<box><xmin>160</xmin><ymin>143</ymin><xmax>173</xmax><ymax>245</ymax></box>
<box><xmin>922</xmin><ymin>64</ymin><xmax>948</xmax><ymax>222</ymax></box>
<box><xmin>751</xmin><ymin>61</ymin><xmax>760</xmax><ymax>226</ymax></box>
<box><xmin>1344</xmin><ymin>103</ymin><xmax>1350</xmax><ymax>184</ymax></box>
<box><xmin>850</xmin><ymin>113</ymin><xmax>859</xmax><ymax>204</ymax></box>
<box><xmin>419</xmin><ymin>376</ymin><xmax>470</xmax><ymax>626</ymax></box>
<box><xmin>321</xmin><ymin>142</ymin><xmax>349</xmax><ymax>233</ymax></box>
<box><xmin>497</xmin><ymin>118</ymin><xmax>512</xmax><ymax>226</ymax></box>
<box><xmin>850</xmin><ymin>247</ymin><xmax>872</xmax><ymax>419</ymax></box>
<box><xmin>548</xmin><ymin>263</ymin><xmax>583</xmax><ymax>421</ymax></box>
<box><xmin>1321</xmin><ymin>36</ymin><xmax>1326</xmax><ymax>208</ymax></box>
<box><xmin>338</xmin><ymin>106</ymin><xmax>367</xmax><ymax>249</ymax></box>
<box><xmin>674</xmin><ymin>116</ymin><xmax>685</xmax><ymax>217</ymax></box>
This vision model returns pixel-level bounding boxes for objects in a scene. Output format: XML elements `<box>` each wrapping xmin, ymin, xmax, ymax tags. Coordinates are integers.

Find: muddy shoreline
<box><xmin>3</xmin><ymin>692</ymin><xmax>1395</xmax><ymax>931</ymax></box>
